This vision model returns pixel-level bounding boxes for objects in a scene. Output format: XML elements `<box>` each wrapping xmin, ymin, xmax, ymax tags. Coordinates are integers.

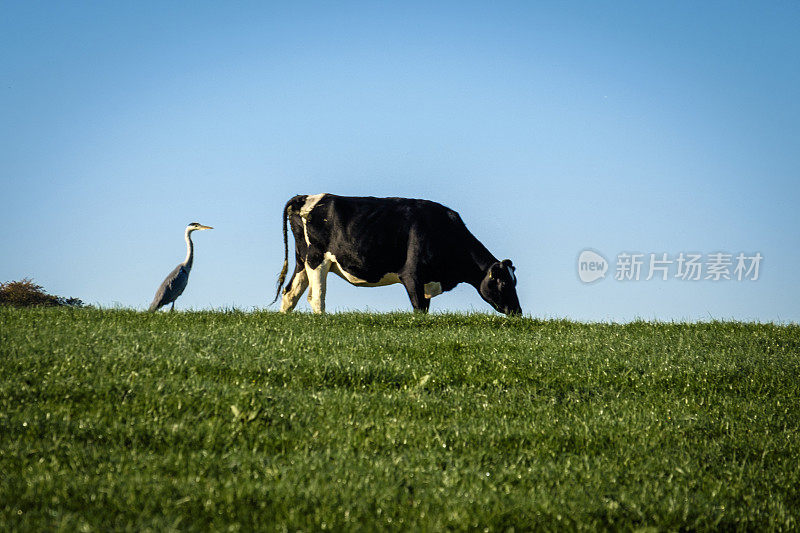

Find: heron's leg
<box><xmin>305</xmin><ymin>258</ymin><xmax>331</xmax><ymax>314</ymax></box>
<box><xmin>170</xmin><ymin>302</ymin><xmax>175</xmax><ymax>312</ymax></box>
<box><xmin>280</xmin><ymin>266</ymin><xmax>309</xmax><ymax>313</ymax></box>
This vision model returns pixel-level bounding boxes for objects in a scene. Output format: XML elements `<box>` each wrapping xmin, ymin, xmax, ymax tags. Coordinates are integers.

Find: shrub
<box><xmin>0</xmin><ymin>278</ymin><xmax>84</xmax><ymax>308</ymax></box>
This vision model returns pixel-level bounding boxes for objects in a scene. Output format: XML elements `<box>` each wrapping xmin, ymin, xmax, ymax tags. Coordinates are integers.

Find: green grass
<box><xmin>1</xmin><ymin>308</ymin><xmax>799</xmax><ymax>531</ymax></box>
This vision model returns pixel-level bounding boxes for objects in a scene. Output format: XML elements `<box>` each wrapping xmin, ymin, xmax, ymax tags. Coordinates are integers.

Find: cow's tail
<box><xmin>271</xmin><ymin>198</ymin><xmax>293</xmax><ymax>305</ymax></box>
<box><xmin>271</xmin><ymin>196</ymin><xmax>306</xmax><ymax>305</ymax></box>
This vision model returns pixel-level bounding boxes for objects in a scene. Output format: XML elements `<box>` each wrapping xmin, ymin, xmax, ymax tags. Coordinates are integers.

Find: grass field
<box><xmin>1</xmin><ymin>307</ymin><xmax>798</xmax><ymax>531</ymax></box>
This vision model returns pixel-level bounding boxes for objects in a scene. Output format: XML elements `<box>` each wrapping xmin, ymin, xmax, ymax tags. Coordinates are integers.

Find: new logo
<box><xmin>577</xmin><ymin>249</ymin><xmax>608</xmax><ymax>283</ymax></box>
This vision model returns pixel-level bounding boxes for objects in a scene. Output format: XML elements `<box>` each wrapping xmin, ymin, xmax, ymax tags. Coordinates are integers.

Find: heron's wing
<box><xmin>149</xmin><ymin>264</ymin><xmax>190</xmax><ymax>311</ymax></box>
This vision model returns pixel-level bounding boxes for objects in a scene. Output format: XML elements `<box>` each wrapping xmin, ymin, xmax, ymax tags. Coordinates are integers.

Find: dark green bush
<box><xmin>0</xmin><ymin>278</ymin><xmax>83</xmax><ymax>307</ymax></box>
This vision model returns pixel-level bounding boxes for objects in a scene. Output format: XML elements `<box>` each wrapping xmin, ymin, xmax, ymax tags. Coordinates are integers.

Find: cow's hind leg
<box><xmin>280</xmin><ymin>262</ymin><xmax>309</xmax><ymax>313</ymax></box>
<box><xmin>401</xmin><ymin>279</ymin><xmax>431</xmax><ymax>313</ymax></box>
<box><xmin>305</xmin><ymin>258</ymin><xmax>331</xmax><ymax>314</ymax></box>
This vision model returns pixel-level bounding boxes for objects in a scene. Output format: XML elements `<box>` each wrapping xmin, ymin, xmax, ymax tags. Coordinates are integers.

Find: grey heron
<box><xmin>148</xmin><ymin>222</ymin><xmax>213</xmax><ymax>311</ymax></box>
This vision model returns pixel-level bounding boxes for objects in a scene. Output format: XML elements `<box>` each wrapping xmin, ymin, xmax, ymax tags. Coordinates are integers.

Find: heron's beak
<box><xmin>199</xmin><ymin>225</ymin><xmax>214</xmax><ymax>230</ymax></box>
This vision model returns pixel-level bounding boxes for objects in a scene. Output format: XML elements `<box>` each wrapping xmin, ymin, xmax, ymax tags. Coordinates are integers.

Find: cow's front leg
<box><xmin>401</xmin><ymin>279</ymin><xmax>430</xmax><ymax>313</ymax></box>
<box><xmin>305</xmin><ymin>258</ymin><xmax>331</xmax><ymax>314</ymax></box>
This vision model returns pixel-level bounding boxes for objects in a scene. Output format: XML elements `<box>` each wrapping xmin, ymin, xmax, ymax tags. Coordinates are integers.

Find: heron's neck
<box><xmin>182</xmin><ymin>229</ymin><xmax>194</xmax><ymax>270</ymax></box>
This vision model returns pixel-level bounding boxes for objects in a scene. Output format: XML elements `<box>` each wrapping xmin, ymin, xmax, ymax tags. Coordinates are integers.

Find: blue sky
<box><xmin>2</xmin><ymin>2</ymin><xmax>798</xmax><ymax>321</ymax></box>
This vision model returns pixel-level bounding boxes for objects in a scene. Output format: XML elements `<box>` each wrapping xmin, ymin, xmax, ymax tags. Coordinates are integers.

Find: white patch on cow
<box><xmin>279</xmin><ymin>268</ymin><xmax>309</xmax><ymax>313</ymax></box>
<box><xmin>286</xmin><ymin>250</ymin><xmax>401</xmax><ymax>314</ymax></box>
<box><xmin>424</xmin><ymin>281</ymin><xmax>442</xmax><ymax>298</ymax></box>
<box><xmin>299</xmin><ymin>193</ymin><xmax>325</xmax><ymax>218</ymax></box>
<box><xmin>299</xmin><ymin>194</ymin><xmax>326</xmax><ymax>247</ymax></box>
<box><xmin>325</xmin><ymin>252</ymin><xmax>400</xmax><ymax>287</ymax></box>
<box><xmin>302</xmin><ymin>220</ymin><xmax>311</xmax><ymax>246</ymax></box>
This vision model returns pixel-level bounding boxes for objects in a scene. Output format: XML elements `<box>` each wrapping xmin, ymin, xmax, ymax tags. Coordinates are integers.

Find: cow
<box><xmin>272</xmin><ymin>194</ymin><xmax>522</xmax><ymax>315</ymax></box>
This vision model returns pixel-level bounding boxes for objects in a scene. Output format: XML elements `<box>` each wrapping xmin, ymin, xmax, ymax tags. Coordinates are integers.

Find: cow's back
<box><xmin>299</xmin><ymin>194</ymin><xmax>470</xmax><ymax>284</ymax></box>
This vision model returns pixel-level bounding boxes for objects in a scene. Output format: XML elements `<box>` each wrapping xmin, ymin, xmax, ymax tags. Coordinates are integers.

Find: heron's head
<box><xmin>187</xmin><ymin>222</ymin><xmax>214</xmax><ymax>233</ymax></box>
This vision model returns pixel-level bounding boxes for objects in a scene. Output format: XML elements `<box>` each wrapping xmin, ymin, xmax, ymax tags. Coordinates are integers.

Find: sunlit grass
<box><xmin>1</xmin><ymin>307</ymin><xmax>798</xmax><ymax>530</ymax></box>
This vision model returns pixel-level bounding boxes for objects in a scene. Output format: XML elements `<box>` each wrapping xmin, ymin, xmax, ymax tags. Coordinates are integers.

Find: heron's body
<box><xmin>149</xmin><ymin>223</ymin><xmax>212</xmax><ymax>311</ymax></box>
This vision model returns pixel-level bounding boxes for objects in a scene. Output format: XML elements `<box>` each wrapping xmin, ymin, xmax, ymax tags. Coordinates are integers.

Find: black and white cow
<box><xmin>272</xmin><ymin>194</ymin><xmax>522</xmax><ymax>315</ymax></box>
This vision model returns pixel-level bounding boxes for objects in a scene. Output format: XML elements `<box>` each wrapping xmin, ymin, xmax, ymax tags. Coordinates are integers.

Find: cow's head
<box><xmin>479</xmin><ymin>259</ymin><xmax>522</xmax><ymax>315</ymax></box>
